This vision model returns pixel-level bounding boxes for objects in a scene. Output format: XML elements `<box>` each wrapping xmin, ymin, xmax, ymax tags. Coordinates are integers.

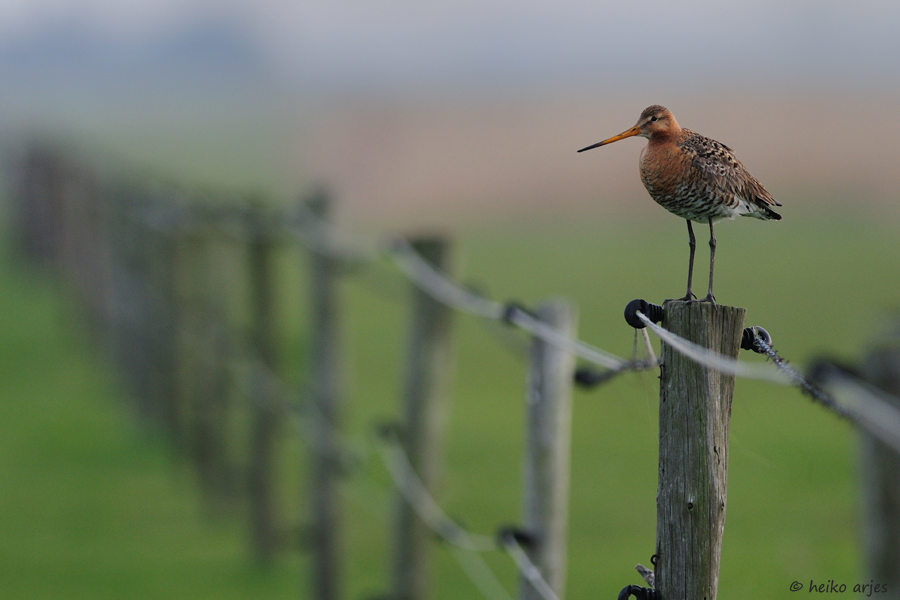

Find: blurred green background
<box><xmin>2</xmin><ymin>1</ymin><xmax>900</xmax><ymax>599</ymax></box>
<box><xmin>2</xmin><ymin>204</ymin><xmax>896</xmax><ymax>598</ymax></box>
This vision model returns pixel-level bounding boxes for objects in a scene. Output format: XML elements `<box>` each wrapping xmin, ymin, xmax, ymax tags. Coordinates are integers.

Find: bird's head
<box><xmin>578</xmin><ymin>105</ymin><xmax>680</xmax><ymax>152</ymax></box>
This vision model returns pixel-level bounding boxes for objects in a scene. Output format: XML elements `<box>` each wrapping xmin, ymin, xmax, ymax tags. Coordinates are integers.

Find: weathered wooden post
<box><xmin>247</xmin><ymin>204</ymin><xmax>282</xmax><ymax>564</ymax></box>
<box><xmin>114</xmin><ymin>185</ymin><xmax>158</xmax><ymax>419</ymax></box>
<box><xmin>859</xmin><ymin>329</ymin><xmax>900</xmax><ymax>596</ymax></box>
<box><xmin>15</xmin><ymin>147</ymin><xmax>65</xmax><ymax>266</ymax></box>
<box><xmin>181</xmin><ymin>217</ymin><xmax>230</xmax><ymax>504</ymax></box>
<box><xmin>306</xmin><ymin>189</ymin><xmax>342</xmax><ymax>600</ymax></box>
<box><xmin>392</xmin><ymin>236</ymin><xmax>454</xmax><ymax>600</ymax></box>
<box><xmin>521</xmin><ymin>299</ymin><xmax>577</xmax><ymax>600</ymax></box>
<box><xmin>655</xmin><ymin>301</ymin><xmax>745</xmax><ymax>600</ymax></box>
<box><xmin>135</xmin><ymin>188</ymin><xmax>183</xmax><ymax>443</ymax></box>
<box><xmin>166</xmin><ymin>208</ymin><xmax>194</xmax><ymax>454</ymax></box>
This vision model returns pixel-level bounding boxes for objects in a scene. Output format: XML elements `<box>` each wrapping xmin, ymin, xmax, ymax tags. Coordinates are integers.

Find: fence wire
<box><xmin>284</xmin><ymin>198</ymin><xmax>650</xmax><ymax>378</ymax></box>
<box><xmin>26</xmin><ymin>147</ymin><xmax>900</xmax><ymax>600</ymax></box>
<box><xmin>636</xmin><ymin>311</ymin><xmax>790</xmax><ymax>384</ymax></box>
<box><xmin>810</xmin><ymin>365</ymin><xmax>900</xmax><ymax>455</ymax></box>
<box><xmin>375</xmin><ymin>435</ymin><xmax>497</xmax><ymax>552</ymax></box>
<box><xmin>637</xmin><ymin>310</ymin><xmax>900</xmax><ymax>455</ymax></box>
<box><xmin>227</xmin><ymin>332</ymin><xmax>555</xmax><ymax>600</ymax></box>
<box><xmin>112</xmin><ymin>197</ymin><xmax>559</xmax><ymax>600</ymax></box>
<box><xmin>500</xmin><ymin>537</ymin><xmax>562</xmax><ymax>600</ymax></box>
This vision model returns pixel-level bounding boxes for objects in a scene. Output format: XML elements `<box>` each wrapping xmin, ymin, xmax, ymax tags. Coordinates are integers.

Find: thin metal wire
<box><xmin>506</xmin><ymin>307</ymin><xmax>634</xmax><ymax>371</ymax></box>
<box><xmin>637</xmin><ymin>311</ymin><xmax>900</xmax><ymax>444</ymax></box>
<box><xmin>637</xmin><ymin>311</ymin><xmax>791</xmax><ymax>384</ymax></box>
<box><xmin>286</xmin><ymin>203</ymin><xmax>646</xmax><ymax>374</ymax></box>
<box><xmin>246</xmin><ymin>355</ymin><xmax>373</xmax><ymax>464</ymax></box>
<box><xmin>813</xmin><ymin>368</ymin><xmax>900</xmax><ymax>454</ymax></box>
<box><xmin>446</xmin><ymin>545</ymin><xmax>515</xmax><ymax>600</ymax></box>
<box><xmin>751</xmin><ymin>337</ymin><xmax>853</xmax><ymax>419</ymax></box>
<box><xmin>640</xmin><ymin>328</ymin><xmax>657</xmax><ymax>365</ymax></box>
<box><xmin>375</xmin><ymin>437</ymin><xmax>497</xmax><ymax>552</ymax></box>
<box><xmin>286</xmin><ymin>201</ymin><xmax>386</xmax><ymax>263</ymax></box>
<box><xmin>375</xmin><ymin>434</ymin><xmax>563</xmax><ymax>600</ymax></box>
<box><xmin>124</xmin><ymin>180</ymin><xmax>900</xmax><ymax>600</ymax></box>
<box><xmin>390</xmin><ymin>238</ymin><xmax>507</xmax><ymax>320</ymax></box>
<box><xmin>499</xmin><ymin>538</ymin><xmax>562</xmax><ymax>600</ymax></box>
<box><xmin>228</xmin><ymin>340</ymin><xmax>526</xmax><ymax>600</ymax></box>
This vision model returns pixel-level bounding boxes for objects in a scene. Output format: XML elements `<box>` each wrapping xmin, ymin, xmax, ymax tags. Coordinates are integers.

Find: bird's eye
<box><xmin>650</xmin><ymin>116</ymin><xmax>659</xmax><ymax>122</ymax></box>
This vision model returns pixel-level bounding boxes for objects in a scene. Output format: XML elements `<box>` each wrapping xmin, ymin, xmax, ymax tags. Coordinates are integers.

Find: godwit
<box><xmin>578</xmin><ymin>105</ymin><xmax>781</xmax><ymax>304</ymax></box>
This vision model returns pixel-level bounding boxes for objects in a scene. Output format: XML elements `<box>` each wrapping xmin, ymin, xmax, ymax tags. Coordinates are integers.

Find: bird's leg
<box><xmin>700</xmin><ymin>217</ymin><xmax>717</xmax><ymax>306</ymax></box>
<box><xmin>678</xmin><ymin>220</ymin><xmax>697</xmax><ymax>302</ymax></box>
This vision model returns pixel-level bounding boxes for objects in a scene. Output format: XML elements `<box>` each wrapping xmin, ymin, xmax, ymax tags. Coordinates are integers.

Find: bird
<box><xmin>577</xmin><ymin>105</ymin><xmax>781</xmax><ymax>304</ymax></box>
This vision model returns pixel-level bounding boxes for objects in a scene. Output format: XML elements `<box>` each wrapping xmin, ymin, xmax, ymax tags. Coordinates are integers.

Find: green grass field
<box><xmin>2</xmin><ymin>201</ymin><xmax>897</xmax><ymax>599</ymax></box>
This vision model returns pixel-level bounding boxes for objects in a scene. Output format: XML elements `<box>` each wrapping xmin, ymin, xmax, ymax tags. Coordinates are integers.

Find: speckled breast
<box><xmin>639</xmin><ymin>147</ymin><xmax>738</xmax><ymax>222</ymax></box>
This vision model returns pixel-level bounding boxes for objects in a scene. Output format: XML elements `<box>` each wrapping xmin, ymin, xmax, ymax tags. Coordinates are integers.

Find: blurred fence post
<box><xmin>15</xmin><ymin>146</ymin><xmax>65</xmax><ymax>266</ymax></box>
<box><xmin>392</xmin><ymin>236</ymin><xmax>454</xmax><ymax>600</ymax></box>
<box><xmin>247</xmin><ymin>204</ymin><xmax>282</xmax><ymax>564</ymax></box>
<box><xmin>112</xmin><ymin>184</ymin><xmax>159</xmax><ymax>421</ymax></box>
<box><xmin>306</xmin><ymin>189</ymin><xmax>343</xmax><ymax>600</ymax></box>
<box><xmin>184</xmin><ymin>220</ymin><xmax>231</xmax><ymax>505</ymax></box>
<box><xmin>859</xmin><ymin>329</ymin><xmax>900</xmax><ymax>596</ymax></box>
<box><xmin>58</xmin><ymin>165</ymin><xmax>109</xmax><ymax>330</ymax></box>
<box><xmin>139</xmin><ymin>188</ymin><xmax>183</xmax><ymax>443</ymax></box>
<box><xmin>655</xmin><ymin>301</ymin><xmax>745</xmax><ymax>600</ymax></box>
<box><xmin>521</xmin><ymin>299</ymin><xmax>577</xmax><ymax>600</ymax></box>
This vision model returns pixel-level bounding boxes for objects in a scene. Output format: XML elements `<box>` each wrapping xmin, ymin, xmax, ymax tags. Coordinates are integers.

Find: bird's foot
<box><xmin>665</xmin><ymin>290</ymin><xmax>697</xmax><ymax>304</ymax></box>
<box><xmin>694</xmin><ymin>293</ymin><xmax>717</xmax><ymax>308</ymax></box>
<box><xmin>671</xmin><ymin>292</ymin><xmax>717</xmax><ymax>308</ymax></box>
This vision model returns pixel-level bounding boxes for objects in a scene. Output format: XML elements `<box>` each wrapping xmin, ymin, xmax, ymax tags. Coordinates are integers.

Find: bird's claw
<box><xmin>701</xmin><ymin>293</ymin><xmax>717</xmax><ymax>308</ymax></box>
<box><xmin>669</xmin><ymin>291</ymin><xmax>697</xmax><ymax>303</ymax></box>
<box><xmin>680</xmin><ymin>293</ymin><xmax>717</xmax><ymax>308</ymax></box>
<box><xmin>618</xmin><ymin>584</ymin><xmax>657</xmax><ymax>600</ymax></box>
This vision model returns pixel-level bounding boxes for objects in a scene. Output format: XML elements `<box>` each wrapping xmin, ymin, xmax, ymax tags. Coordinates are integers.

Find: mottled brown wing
<box><xmin>680</xmin><ymin>130</ymin><xmax>782</xmax><ymax>209</ymax></box>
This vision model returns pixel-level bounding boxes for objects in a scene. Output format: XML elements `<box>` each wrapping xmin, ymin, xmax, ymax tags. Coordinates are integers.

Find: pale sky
<box><xmin>1</xmin><ymin>0</ymin><xmax>899</xmax><ymax>90</ymax></box>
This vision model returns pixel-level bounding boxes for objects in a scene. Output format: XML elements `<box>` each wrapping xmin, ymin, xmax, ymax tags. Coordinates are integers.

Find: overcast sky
<box><xmin>2</xmin><ymin>0</ymin><xmax>898</xmax><ymax>91</ymax></box>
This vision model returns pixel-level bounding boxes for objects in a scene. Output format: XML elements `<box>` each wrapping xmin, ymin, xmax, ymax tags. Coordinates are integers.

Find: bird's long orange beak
<box><xmin>577</xmin><ymin>124</ymin><xmax>642</xmax><ymax>153</ymax></box>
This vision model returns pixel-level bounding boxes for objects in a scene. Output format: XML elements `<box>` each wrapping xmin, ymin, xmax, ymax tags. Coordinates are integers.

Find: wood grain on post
<box><xmin>522</xmin><ymin>299</ymin><xmax>577</xmax><ymax>600</ymax></box>
<box><xmin>392</xmin><ymin>237</ymin><xmax>453</xmax><ymax>600</ymax></box>
<box><xmin>307</xmin><ymin>190</ymin><xmax>342</xmax><ymax>600</ymax></box>
<box><xmin>656</xmin><ymin>301</ymin><xmax>745</xmax><ymax>600</ymax></box>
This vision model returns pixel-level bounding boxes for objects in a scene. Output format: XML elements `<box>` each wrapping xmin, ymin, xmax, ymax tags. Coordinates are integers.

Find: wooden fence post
<box><xmin>521</xmin><ymin>299</ymin><xmax>577</xmax><ymax>600</ymax></box>
<box><xmin>306</xmin><ymin>190</ymin><xmax>342</xmax><ymax>600</ymax></box>
<box><xmin>15</xmin><ymin>147</ymin><xmax>65</xmax><ymax>266</ymax></box>
<box><xmin>247</xmin><ymin>205</ymin><xmax>282</xmax><ymax>564</ymax></box>
<box><xmin>392</xmin><ymin>236</ymin><xmax>454</xmax><ymax>600</ymax></box>
<box><xmin>131</xmin><ymin>188</ymin><xmax>183</xmax><ymax>444</ymax></box>
<box><xmin>184</xmin><ymin>223</ymin><xmax>230</xmax><ymax>504</ymax></box>
<box><xmin>113</xmin><ymin>185</ymin><xmax>158</xmax><ymax>420</ymax></box>
<box><xmin>859</xmin><ymin>331</ymin><xmax>900</xmax><ymax>595</ymax></box>
<box><xmin>655</xmin><ymin>301</ymin><xmax>745</xmax><ymax>600</ymax></box>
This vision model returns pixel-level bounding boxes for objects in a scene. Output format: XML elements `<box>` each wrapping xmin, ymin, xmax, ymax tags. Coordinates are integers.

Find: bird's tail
<box><xmin>760</xmin><ymin>206</ymin><xmax>782</xmax><ymax>221</ymax></box>
<box><xmin>740</xmin><ymin>205</ymin><xmax>782</xmax><ymax>221</ymax></box>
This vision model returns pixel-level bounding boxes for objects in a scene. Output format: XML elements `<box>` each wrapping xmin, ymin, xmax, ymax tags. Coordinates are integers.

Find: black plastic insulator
<box><xmin>618</xmin><ymin>585</ymin><xmax>657</xmax><ymax>600</ymax></box>
<box><xmin>502</xmin><ymin>301</ymin><xmax>531</xmax><ymax>324</ymax></box>
<box><xmin>624</xmin><ymin>299</ymin><xmax>664</xmax><ymax>329</ymax></box>
<box><xmin>574</xmin><ymin>367</ymin><xmax>622</xmax><ymax>388</ymax></box>
<box><xmin>496</xmin><ymin>526</ymin><xmax>536</xmax><ymax>549</ymax></box>
<box><xmin>740</xmin><ymin>326</ymin><xmax>773</xmax><ymax>353</ymax></box>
